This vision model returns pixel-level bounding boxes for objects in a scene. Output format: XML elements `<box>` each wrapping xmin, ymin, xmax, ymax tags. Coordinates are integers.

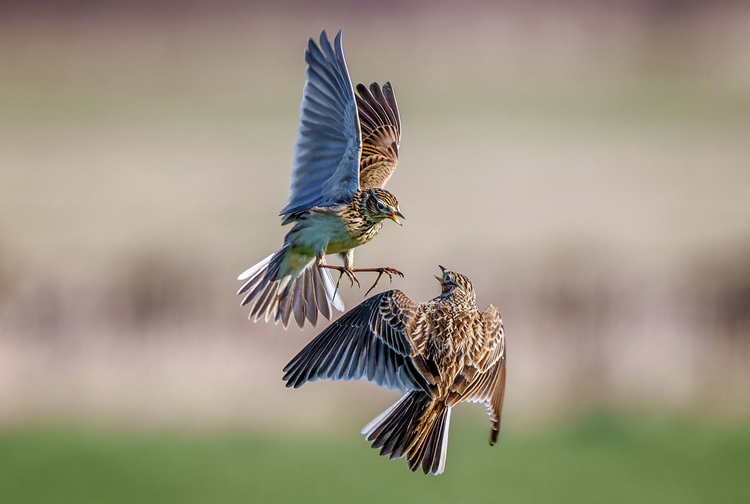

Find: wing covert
<box><xmin>356</xmin><ymin>82</ymin><xmax>401</xmax><ymax>189</ymax></box>
<box><xmin>468</xmin><ymin>304</ymin><xmax>505</xmax><ymax>372</ymax></box>
<box><xmin>281</xmin><ymin>30</ymin><xmax>361</xmax><ymax>217</ymax></box>
<box><xmin>455</xmin><ymin>305</ymin><xmax>506</xmax><ymax>444</ymax></box>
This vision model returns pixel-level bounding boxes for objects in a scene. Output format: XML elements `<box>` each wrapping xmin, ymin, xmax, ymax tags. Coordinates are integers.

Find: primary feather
<box><xmin>281</xmin><ymin>30</ymin><xmax>361</xmax><ymax>217</ymax></box>
<box><xmin>283</xmin><ymin>268</ymin><xmax>507</xmax><ymax>473</ymax></box>
<box><xmin>238</xmin><ymin>29</ymin><xmax>405</xmax><ymax>329</ymax></box>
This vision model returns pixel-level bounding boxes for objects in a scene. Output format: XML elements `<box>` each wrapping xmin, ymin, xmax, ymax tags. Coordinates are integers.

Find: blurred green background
<box><xmin>3</xmin><ymin>414</ymin><xmax>750</xmax><ymax>504</ymax></box>
<box><xmin>1</xmin><ymin>0</ymin><xmax>750</xmax><ymax>502</ymax></box>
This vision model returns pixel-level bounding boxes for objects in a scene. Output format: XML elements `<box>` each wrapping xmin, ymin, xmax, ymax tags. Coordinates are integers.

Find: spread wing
<box><xmin>280</xmin><ymin>30</ymin><xmax>361</xmax><ymax>217</ymax></box>
<box><xmin>282</xmin><ymin>290</ymin><xmax>430</xmax><ymax>392</ymax></box>
<box><xmin>355</xmin><ymin>82</ymin><xmax>401</xmax><ymax>189</ymax></box>
<box><xmin>448</xmin><ymin>305</ymin><xmax>506</xmax><ymax>445</ymax></box>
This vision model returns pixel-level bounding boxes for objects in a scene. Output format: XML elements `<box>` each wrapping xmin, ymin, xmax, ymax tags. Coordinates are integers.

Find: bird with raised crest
<box><xmin>282</xmin><ymin>267</ymin><xmax>507</xmax><ymax>475</ymax></box>
<box><xmin>237</xmin><ymin>29</ymin><xmax>405</xmax><ymax>329</ymax></box>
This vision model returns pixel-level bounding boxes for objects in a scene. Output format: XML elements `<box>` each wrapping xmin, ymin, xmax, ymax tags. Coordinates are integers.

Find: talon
<box><xmin>346</xmin><ymin>269</ymin><xmax>360</xmax><ymax>288</ymax></box>
<box><xmin>320</xmin><ymin>264</ymin><xmax>360</xmax><ymax>291</ymax></box>
<box><xmin>363</xmin><ymin>267</ymin><xmax>404</xmax><ymax>296</ymax></box>
<box><xmin>365</xmin><ymin>271</ymin><xmax>385</xmax><ymax>297</ymax></box>
<box><xmin>389</xmin><ymin>267</ymin><xmax>404</xmax><ymax>278</ymax></box>
<box><xmin>335</xmin><ymin>270</ymin><xmax>345</xmax><ymax>290</ymax></box>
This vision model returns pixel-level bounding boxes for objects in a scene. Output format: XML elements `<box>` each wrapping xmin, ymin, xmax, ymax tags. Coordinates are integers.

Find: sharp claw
<box><xmin>322</xmin><ymin>265</ymin><xmax>360</xmax><ymax>293</ymax></box>
<box><xmin>341</xmin><ymin>266</ymin><xmax>404</xmax><ymax>297</ymax></box>
<box><xmin>365</xmin><ymin>271</ymin><xmax>385</xmax><ymax>297</ymax></box>
<box><xmin>346</xmin><ymin>269</ymin><xmax>360</xmax><ymax>288</ymax></box>
<box><xmin>335</xmin><ymin>270</ymin><xmax>344</xmax><ymax>290</ymax></box>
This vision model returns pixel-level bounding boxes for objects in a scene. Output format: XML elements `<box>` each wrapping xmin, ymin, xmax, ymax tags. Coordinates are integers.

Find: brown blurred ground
<box><xmin>1</xmin><ymin>0</ymin><xmax>749</xmax><ymax>430</ymax></box>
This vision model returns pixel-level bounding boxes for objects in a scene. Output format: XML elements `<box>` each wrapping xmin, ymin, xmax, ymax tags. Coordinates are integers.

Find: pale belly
<box><xmin>288</xmin><ymin>211</ymin><xmax>361</xmax><ymax>258</ymax></box>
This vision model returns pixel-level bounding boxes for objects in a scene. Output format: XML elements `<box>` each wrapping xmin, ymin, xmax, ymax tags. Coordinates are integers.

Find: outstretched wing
<box><xmin>280</xmin><ymin>30</ymin><xmax>361</xmax><ymax>217</ymax></box>
<box><xmin>449</xmin><ymin>305</ymin><xmax>506</xmax><ymax>445</ymax></box>
<box><xmin>282</xmin><ymin>290</ymin><xmax>430</xmax><ymax>392</ymax></box>
<box><xmin>356</xmin><ymin>82</ymin><xmax>401</xmax><ymax>189</ymax></box>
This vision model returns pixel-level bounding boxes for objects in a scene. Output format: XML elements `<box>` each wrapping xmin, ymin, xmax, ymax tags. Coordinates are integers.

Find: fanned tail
<box><xmin>361</xmin><ymin>391</ymin><xmax>452</xmax><ymax>475</ymax></box>
<box><xmin>237</xmin><ymin>247</ymin><xmax>344</xmax><ymax>329</ymax></box>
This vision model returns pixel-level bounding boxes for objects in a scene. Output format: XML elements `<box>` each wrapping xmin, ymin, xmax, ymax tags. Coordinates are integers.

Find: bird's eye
<box><xmin>376</xmin><ymin>201</ymin><xmax>386</xmax><ymax>212</ymax></box>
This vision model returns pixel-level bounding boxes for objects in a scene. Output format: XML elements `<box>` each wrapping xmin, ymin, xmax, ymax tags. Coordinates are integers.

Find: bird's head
<box><xmin>435</xmin><ymin>265</ymin><xmax>476</xmax><ymax>302</ymax></box>
<box><xmin>363</xmin><ymin>188</ymin><xmax>404</xmax><ymax>225</ymax></box>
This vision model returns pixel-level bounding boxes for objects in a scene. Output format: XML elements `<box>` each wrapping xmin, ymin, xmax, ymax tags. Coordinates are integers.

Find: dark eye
<box><xmin>376</xmin><ymin>201</ymin><xmax>386</xmax><ymax>212</ymax></box>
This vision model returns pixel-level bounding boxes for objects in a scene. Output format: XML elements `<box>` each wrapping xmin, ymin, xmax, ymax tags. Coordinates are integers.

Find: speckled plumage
<box><xmin>237</xmin><ymin>30</ymin><xmax>405</xmax><ymax>329</ymax></box>
<box><xmin>283</xmin><ymin>267</ymin><xmax>507</xmax><ymax>474</ymax></box>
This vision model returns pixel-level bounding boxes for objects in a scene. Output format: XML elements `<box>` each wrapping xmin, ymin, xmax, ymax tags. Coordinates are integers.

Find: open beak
<box><xmin>435</xmin><ymin>265</ymin><xmax>446</xmax><ymax>282</ymax></box>
<box><xmin>388</xmin><ymin>211</ymin><xmax>405</xmax><ymax>226</ymax></box>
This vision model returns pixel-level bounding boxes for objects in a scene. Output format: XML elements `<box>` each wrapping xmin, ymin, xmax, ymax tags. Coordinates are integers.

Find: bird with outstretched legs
<box><xmin>237</xmin><ymin>29</ymin><xmax>406</xmax><ymax>329</ymax></box>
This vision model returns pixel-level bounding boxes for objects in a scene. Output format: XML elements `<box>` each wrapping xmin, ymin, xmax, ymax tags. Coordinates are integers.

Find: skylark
<box><xmin>237</xmin><ymin>30</ymin><xmax>405</xmax><ymax>329</ymax></box>
<box><xmin>283</xmin><ymin>267</ymin><xmax>507</xmax><ymax>474</ymax></box>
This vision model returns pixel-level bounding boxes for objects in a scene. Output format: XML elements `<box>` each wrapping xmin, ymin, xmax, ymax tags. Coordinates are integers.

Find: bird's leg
<box><xmin>334</xmin><ymin>250</ymin><xmax>360</xmax><ymax>290</ymax></box>
<box><xmin>349</xmin><ymin>267</ymin><xmax>405</xmax><ymax>296</ymax></box>
<box><xmin>315</xmin><ymin>248</ymin><xmax>360</xmax><ymax>292</ymax></box>
<box><xmin>318</xmin><ymin>252</ymin><xmax>360</xmax><ymax>290</ymax></box>
<box><xmin>318</xmin><ymin>264</ymin><xmax>360</xmax><ymax>288</ymax></box>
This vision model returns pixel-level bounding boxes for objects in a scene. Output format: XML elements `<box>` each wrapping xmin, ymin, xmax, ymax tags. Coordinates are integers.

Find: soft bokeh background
<box><xmin>1</xmin><ymin>0</ymin><xmax>750</xmax><ymax>502</ymax></box>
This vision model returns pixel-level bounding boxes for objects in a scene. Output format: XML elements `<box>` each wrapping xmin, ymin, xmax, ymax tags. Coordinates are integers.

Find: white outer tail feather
<box><xmin>361</xmin><ymin>392</ymin><xmax>410</xmax><ymax>435</ymax></box>
<box><xmin>361</xmin><ymin>392</ymin><xmax>452</xmax><ymax>475</ymax></box>
<box><xmin>237</xmin><ymin>253</ymin><xmax>274</xmax><ymax>281</ymax></box>
<box><xmin>237</xmin><ymin>251</ymin><xmax>344</xmax><ymax>329</ymax></box>
<box><xmin>437</xmin><ymin>407</ymin><xmax>451</xmax><ymax>475</ymax></box>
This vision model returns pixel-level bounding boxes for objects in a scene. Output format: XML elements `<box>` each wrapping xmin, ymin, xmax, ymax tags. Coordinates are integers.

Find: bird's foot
<box><xmin>319</xmin><ymin>264</ymin><xmax>361</xmax><ymax>289</ymax></box>
<box><xmin>350</xmin><ymin>267</ymin><xmax>405</xmax><ymax>296</ymax></box>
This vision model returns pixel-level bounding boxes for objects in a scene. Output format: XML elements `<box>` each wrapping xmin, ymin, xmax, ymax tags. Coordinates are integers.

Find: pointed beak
<box><xmin>436</xmin><ymin>265</ymin><xmax>446</xmax><ymax>282</ymax></box>
<box><xmin>388</xmin><ymin>211</ymin><xmax>405</xmax><ymax>226</ymax></box>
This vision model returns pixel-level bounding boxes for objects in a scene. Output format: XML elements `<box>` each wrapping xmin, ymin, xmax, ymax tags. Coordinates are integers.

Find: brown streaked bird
<box><xmin>283</xmin><ymin>267</ymin><xmax>507</xmax><ymax>475</ymax></box>
<box><xmin>237</xmin><ymin>29</ymin><xmax>405</xmax><ymax>329</ymax></box>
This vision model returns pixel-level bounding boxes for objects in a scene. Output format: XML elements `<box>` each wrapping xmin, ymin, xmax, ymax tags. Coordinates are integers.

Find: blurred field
<box><xmin>2</xmin><ymin>412</ymin><xmax>749</xmax><ymax>504</ymax></box>
<box><xmin>1</xmin><ymin>1</ymin><xmax>750</xmax><ymax>502</ymax></box>
<box><xmin>2</xmin><ymin>1</ymin><xmax>750</xmax><ymax>424</ymax></box>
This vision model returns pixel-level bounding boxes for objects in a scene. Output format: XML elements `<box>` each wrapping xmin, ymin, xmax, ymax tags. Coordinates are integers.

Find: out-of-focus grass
<box><xmin>1</xmin><ymin>413</ymin><xmax>748</xmax><ymax>504</ymax></box>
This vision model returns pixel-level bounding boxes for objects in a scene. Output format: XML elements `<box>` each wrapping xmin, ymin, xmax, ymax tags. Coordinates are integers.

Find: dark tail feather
<box><xmin>489</xmin><ymin>358</ymin><xmax>507</xmax><ymax>446</ymax></box>
<box><xmin>361</xmin><ymin>391</ymin><xmax>452</xmax><ymax>475</ymax></box>
<box><xmin>237</xmin><ymin>248</ymin><xmax>343</xmax><ymax>329</ymax></box>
